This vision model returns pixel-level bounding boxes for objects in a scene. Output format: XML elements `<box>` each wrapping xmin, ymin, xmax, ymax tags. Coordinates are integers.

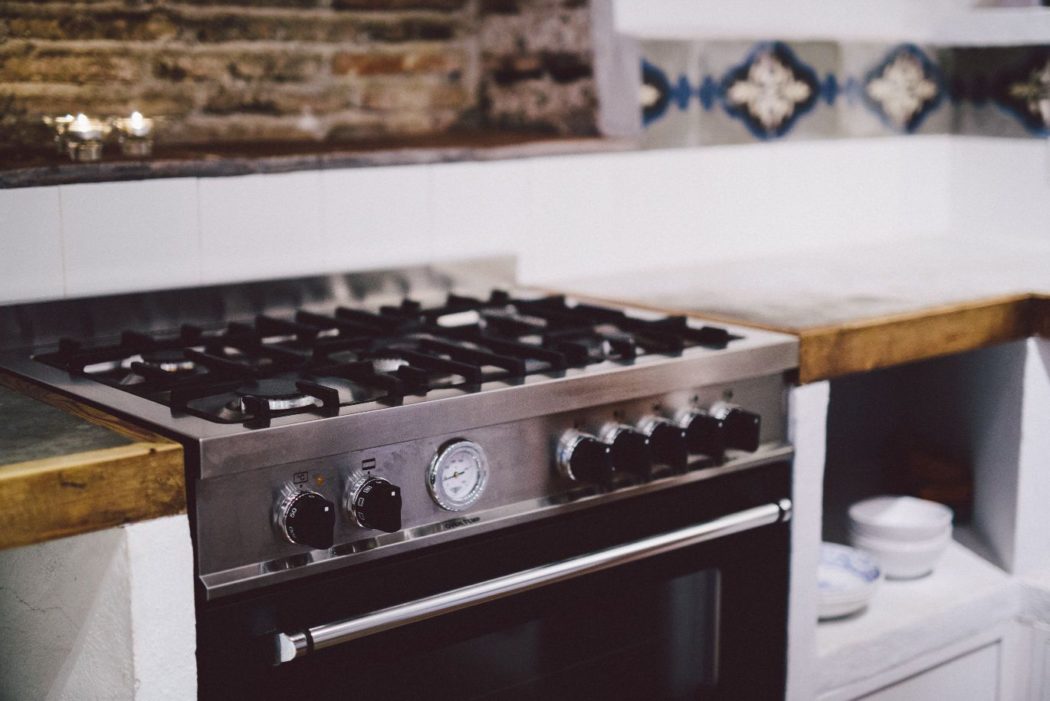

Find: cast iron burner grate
<box><xmin>34</xmin><ymin>292</ymin><xmax>741</xmax><ymax>428</ymax></box>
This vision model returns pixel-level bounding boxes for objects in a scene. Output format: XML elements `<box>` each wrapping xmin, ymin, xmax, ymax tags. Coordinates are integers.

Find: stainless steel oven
<box><xmin>0</xmin><ymin>259</ymin><xmax>798</xmax><ymax>700</ymax></box>
<box><xmin>198</xmin><ymin>456</ymin><xmax>791</xmax><ymax>700</ymax></box>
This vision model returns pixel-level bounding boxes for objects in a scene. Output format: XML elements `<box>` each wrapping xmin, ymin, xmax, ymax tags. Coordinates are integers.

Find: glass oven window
<box><xmin>346</xmin><ymin>568</ymin><xmax>721</xmax><ymax>700</ymax></box>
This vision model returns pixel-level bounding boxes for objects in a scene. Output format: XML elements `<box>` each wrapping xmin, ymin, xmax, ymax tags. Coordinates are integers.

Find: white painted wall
<box><xmin>0</xmin><ymin>515</ymin><xmax>195</xmax><ymax>701</ymax></box>
<box><xmin>613</xmin><ymin>0</ymin><xmax>1050</xmax><ymax>45</ymax></box>
<box><xmin>1013</xmin><ymin>339</ymin><xmax>1050</xmax><ymax>578</ymax></box>
<box><xmin>787</xmin><ymin>381</ymin><xmax>831</xmax><ymax>701</ymax></box>
<box><xmin>949</xmin><ymin>138</ymin><xmax>1050</xmax><ymax>247</ymax></box>
<box><xmin>0</xmin><ymin>136</ymin><xmax>952</xmax><ymax>305</ymax></box>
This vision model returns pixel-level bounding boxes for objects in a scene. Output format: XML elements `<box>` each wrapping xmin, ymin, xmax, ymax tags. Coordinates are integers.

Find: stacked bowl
<box><xmin>848</xmin><ymin>496</ymin><xmax>954</xmax><ymax>579</ymax></box>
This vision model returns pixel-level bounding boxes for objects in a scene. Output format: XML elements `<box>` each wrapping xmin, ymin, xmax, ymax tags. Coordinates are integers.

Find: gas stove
<box><xmin>0</xmin><ymin>257</ymin><xmax>798</xmax><ymax>603</ymax></box>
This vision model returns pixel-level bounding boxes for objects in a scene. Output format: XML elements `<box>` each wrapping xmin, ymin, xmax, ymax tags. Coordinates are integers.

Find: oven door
<box><xmin>198</xmin><ymin>460</ymin><xmax>791</xmax><ymax>701</ymax></box>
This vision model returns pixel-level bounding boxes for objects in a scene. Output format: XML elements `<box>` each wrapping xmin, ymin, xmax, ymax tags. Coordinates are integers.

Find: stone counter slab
<box><xmin>0</xmin><ymin>383</ymin><xmax>131</xmax><ymax>464</ymax></box>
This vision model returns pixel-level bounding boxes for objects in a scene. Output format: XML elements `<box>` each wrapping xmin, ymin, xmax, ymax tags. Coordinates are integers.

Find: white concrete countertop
<box><xmin>562</xmin><ymin>236</ymin><xmax>1050</xmax><ymax>331</ymax></box>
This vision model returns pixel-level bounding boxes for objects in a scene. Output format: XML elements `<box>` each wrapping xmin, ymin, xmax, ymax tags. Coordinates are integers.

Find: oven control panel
<box><xmin>556</xmin><ymin>401</ymin><xmax>760</xmax><ymax>486</ymax></box>
<box><xmin>197</xmin><ymin>372</ymin><xmax>789</xmax><ymax>598</ymax></box>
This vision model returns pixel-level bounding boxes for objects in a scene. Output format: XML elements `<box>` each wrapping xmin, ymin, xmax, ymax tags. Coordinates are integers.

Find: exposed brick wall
<box><xmin>0</xmin><ymin>0</ymin><xmax>597</xmax><ymax>152</ymax></box>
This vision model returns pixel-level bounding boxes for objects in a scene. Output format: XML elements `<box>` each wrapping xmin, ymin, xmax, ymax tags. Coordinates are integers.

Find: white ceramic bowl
<box><xmin>849</xmin><ymin>496</ymin><xmax>953</xmax><ymax>542</ymax></box>
<box><xmin>849</xmin><ymin>528</ymin><xmax>951</xmax><ymax>579</ymax></box>
<box><xmin>817</xmin><ymin>543</ymin><xmax>881</xmax><ymax>620</ymax></box>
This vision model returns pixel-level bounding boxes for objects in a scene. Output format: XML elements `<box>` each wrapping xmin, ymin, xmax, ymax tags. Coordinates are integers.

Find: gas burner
<box><xmin>233</xmin><ymin>379</ymin><xmax>318</xmax><ymax>414</ymax></box>
<box><xmin>372</xmin><ymin>357</ymin><xmax>409</xmax><ymax>374</ymax></box>
<box><xmin>139</xmin><ymin>348</ymin><xmax>196</xmax><ymax>373</ymax></box>
<box><xmin>31</xmin><ymin>290</ymin><xmax>745</xmax><ymax>427</ymax></box>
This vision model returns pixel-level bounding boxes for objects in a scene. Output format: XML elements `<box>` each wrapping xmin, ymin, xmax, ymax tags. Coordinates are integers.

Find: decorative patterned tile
<box><xmin>639</xmin><ymin>40</ymin><xmax>839</xmax><ymax>146</ymax></box>
<box><xmin>719</xmin><ymin>42</ymin><xmax>823</xmax><ymax>140</ymax></box>
<box><xmin>638</xmin><ymin>40</ymin><xmax>701</xmax><ymax>148</ymax></box>
<box><xmin>992</xmin><ymin>47</ymin><xmax>1050</xmax><ymax>135</ymax></box>
<box><xmin>946</xmin><ymin>46</ymin><xmax>1049</xmax><ymax>138</ymax></box>
<box><xmin>636</xmin><ymin>38</ymin><xmax>1049</xmax><ymax>146</ymax></box>
<box><xmin>839</xmin><ymin>43</ymin><xmax>949</xmax><ymax>138</ymax></box>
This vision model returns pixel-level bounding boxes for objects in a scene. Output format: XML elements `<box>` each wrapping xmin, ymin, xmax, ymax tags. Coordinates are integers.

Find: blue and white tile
<box><xmin>321</xmin><ymin>165</ymin><xmax>432</xmax><ymax>272</ymax></box>
<box><xmin>638</xmin><ymin>40</ymin><xmax>702</xmax><ymax>148</ymax></box>
<box><xmin>61</xmin><ymin>178</ymin><xmax>200</xmax><ymax>297</ymax></box>
<box><xmin>839</xmin><ymin>43</ymin><xmax>949</xmax><ymax>137</ymax></box>
<box><xmin>0</xmin><ymin>186</ymin><xmax>64</xmax><ymax>304</ymax></box>
<box><xmin>701</xmin><ymin>40</ymin><xmax>839</xmax><ymax>144</ymax></box>
<box><xmin>199</xmin><ymin>171</ymin><xmax>324</xmax><ymax>284</ymax></box>
<box><xmin>428</xmin><ymin>159</ymin><xmax>531</xmax><ymax>265</ymax></box>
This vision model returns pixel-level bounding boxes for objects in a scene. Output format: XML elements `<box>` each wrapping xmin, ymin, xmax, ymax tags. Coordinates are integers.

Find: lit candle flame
<box><xmin>73</xmin><ymin>113</ymin><xmax>90</xmax><ymax>129</ymax></box>
<box><xmin>130</xmin><ymin>111</ymin><xmax>144</xmax><ymax>129</ymax></box>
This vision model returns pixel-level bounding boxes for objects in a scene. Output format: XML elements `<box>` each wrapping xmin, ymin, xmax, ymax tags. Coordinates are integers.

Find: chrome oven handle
<box><xmin>273</xmin><ymin>498</ymin><xmax>792</xmax><ymax>664</ymax></box>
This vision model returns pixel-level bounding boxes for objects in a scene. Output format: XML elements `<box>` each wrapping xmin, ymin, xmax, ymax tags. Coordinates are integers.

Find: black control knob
<box><xmin>350</xmin><ymin>477</ymin><xmax>403</xmax><ymax>533</ymax></box>
<box><xmin>676</xmin><ymin>409</ymin><xmax>726</xmax><ymax>459</ymax></box>
<box><xmin>714</xmin><ymin>404</ymin><xmax>762</xmax><ymax>453</ymax></box>
<box><xmin>638</xmin><ymin>417</ymin><xmax>689</xmax><ymax>471</ymax></box>
<box><xmin>278</xmin><ymin>490</ymin><xmax>336</xmax><ymax>550</ymax></box>
<box><xmin>557</xmin><ymin>430</ymin><xmax>614</xmax><ymax>486</ymax></box>
<box><xmin>601</xmin><ymin>424</ymin><xmax>653</xmax><ymax>478</ymax></box>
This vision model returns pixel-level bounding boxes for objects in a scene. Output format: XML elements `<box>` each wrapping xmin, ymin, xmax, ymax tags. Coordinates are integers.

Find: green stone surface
<box><xmin>0</xmin><ymin>386</ymin><xmax>131</xmax><ymax>466</ymax></box>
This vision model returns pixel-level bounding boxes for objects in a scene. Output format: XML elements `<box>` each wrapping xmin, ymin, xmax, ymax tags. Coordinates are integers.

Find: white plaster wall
<box><xmin>0</xmin><ymin>528</ymin><xmax>134</xmax><ymax>700</ymax></box>
<box><xmin>1013</xmin><ymin>338</ymin><xmax>1050</xmax><ymax>578</ymax></box>
<box><xmin>786</xmin><ymin>380</ymin><xmax>830</xmax><ymax>701</ymax></box>
<box><xmin>0</xmin><ymin>136</ymin><xmax>952</xmax><ymax>305</ymax></box>
<box><xmin>613</xmin><ymin>0</ymin><xmax>1050</xmax><ymax>45</ymax></box>
<box><xmin>949</xmin><ymin>138</ymin><xmax>1050</xmax><ymax>246</ymax></box>
<box><xmin>0</xmin><ymin>515</ymin><xmax>195</xmax><ymax>701</ymax></box>
<box><xmin>126</xmin><ymin>516</ymin><xmax>196</xmax><ymax>701</ymax></box>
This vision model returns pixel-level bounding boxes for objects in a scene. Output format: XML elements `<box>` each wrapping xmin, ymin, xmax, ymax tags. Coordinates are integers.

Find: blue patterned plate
<box><xmin>818</xmin><ymin>542</ymin><xmax>882</xmax><ymax>619</ymax></box>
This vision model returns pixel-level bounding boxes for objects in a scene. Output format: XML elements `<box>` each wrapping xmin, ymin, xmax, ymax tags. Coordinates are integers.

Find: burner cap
<box><xmin>236</xmin><ymin>379</ymin><xmax>317</xmax><ymax>413</ymax></box>
<box><xmin>372</xmin><ymin>357</ymin><xmax>409</xmax><ymax>374</ymax></box>
<box><xmin>139</xmin><ymin>348</ymin><xmax>196</xmax><ymax>373</ymax></box>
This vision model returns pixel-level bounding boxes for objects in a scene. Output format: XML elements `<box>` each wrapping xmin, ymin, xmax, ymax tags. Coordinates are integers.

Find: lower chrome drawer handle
<box><xmin>272</xmin><ymin>498</ymin><xmax>791</xmax><ymax>665</ymax></box>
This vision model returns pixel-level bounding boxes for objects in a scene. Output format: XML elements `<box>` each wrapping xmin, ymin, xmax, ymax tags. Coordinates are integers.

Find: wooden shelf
<box><xmin>0</xmin><ymin>132</ymin><xmax>634</xmax><ymax>189</ymax></box>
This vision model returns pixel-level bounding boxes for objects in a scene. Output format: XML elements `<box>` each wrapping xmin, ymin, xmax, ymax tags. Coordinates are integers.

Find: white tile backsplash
<box><xmin>523</xmin><ymin>152</ymin><xmax>620</xmax><ymax>283</ymax></box>
<box><xmin>61</xmin><ymin>178</ymin><xmax>200</xmax><ymax>297</ymax></box>
<box><xmin>199</xmin><ymin>171</ymin><xmax>324</xmax><ymax>284</ymax></box>
<box><xmin>321</xmin><ymin>165</ymin><xmax>431</xmax><ymax>271</ymax></box>
<box><xmin>0</xmin><ymin>186</ymin><xmax>64</xmax><ymax>303</ymax></box>
<box><xmin>0</xmin><ymin>135</ymin><xmax>1013</xmax><ymax>306</ymax></box>
<box><xmin>429</xmin><ymin>159</ymin><xmax>531</xmax><ymax>264</ymax></box>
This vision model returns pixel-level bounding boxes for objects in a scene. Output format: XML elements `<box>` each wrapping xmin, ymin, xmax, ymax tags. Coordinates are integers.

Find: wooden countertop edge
<box><xmin>0</xmin><ymin>370</ymin><xmax>186</xmax><ymax>551</ymax></box>
<box><xmin>0</xmin><ymin>440</ymin><xmax>185</xmax><ymax>551</ymax></box>
<box><xmin>796</xmin><ymin>293</ymin><xmax>1038</xmax><ymax>383</ymax></box>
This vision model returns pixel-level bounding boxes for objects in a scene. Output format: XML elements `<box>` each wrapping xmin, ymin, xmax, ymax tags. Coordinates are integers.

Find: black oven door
<box><xmin>198</xmin><ymin>460</ymin><xmax>791</xmax><ymax>701</ymax></box>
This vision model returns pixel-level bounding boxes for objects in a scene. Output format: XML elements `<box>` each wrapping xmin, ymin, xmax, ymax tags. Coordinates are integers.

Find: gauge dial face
<box><xmin>428</xmin><ymin>440</ymin><xmax>488</xmax><ymax>511</ymax></box>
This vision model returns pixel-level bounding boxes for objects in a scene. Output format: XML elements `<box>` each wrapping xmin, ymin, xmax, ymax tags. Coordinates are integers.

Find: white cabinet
<box><xmin>858</xmin><ymin>643</ymin><xmax>999</xmax><ymax>701</ymax></box>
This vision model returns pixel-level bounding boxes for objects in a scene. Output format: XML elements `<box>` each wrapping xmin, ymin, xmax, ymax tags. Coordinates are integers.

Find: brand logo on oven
<box><xmin>439</xmin><ymin>516</ymin><xmax>481</xmax><ymax>531</ymax></box>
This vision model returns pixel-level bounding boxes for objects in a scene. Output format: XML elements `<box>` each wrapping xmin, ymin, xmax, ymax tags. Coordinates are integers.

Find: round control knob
<box><xmin>600</xmin><ymin>423</ymin><xmax>652</xmax><ymax>478</ymax></box>
<box><xmin>712</xmin><ymin>402</ymin><xmax>761</xmax><ymax>453</ymax></box>
<box><xmin>675</xmin><ymin>409</ymin><xmax>726</xmax><ymax>459</ymax></box>
<box><xmin>637</xmin><ymin>416</ymin><xmax>688</xmax><ymax>471</ymax></box>
<box><xmin>276</xmin><ymin>490</ymin><xmax>336</xmax><ymax>550</ymax></box>
<box><xmin>348</xmin><ymin>477</ymin><xmax>403</xmax><ymax>533</ymax></box>
<box><xmin>557</xmin><ymin>429</ymin><xmax>614</xmax><ymax>486</ymax></box>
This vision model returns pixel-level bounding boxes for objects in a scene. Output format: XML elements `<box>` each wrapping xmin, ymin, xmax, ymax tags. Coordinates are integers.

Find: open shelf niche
<box><xmin>816</xmin><ymin>340</ymin><xmax>1031</xmax><ymax>696</ymax></box>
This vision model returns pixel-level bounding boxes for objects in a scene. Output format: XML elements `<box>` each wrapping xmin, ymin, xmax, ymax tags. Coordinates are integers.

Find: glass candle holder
<box><xmin>113</xmin><ymin>111</ymin><xmax>155</xmax><ymax>157</ymax></box>
<box><xmin>63</xmin><ymin>113</ymin><xmax>109</xmax><ymax>162</ymax></box>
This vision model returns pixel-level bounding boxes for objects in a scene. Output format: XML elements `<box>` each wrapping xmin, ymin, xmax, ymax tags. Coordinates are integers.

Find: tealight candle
<box><xmin>113</xmin><ymin>111</ymin><xmax>154</xmax><ymax>157</ymax></box>
<box><xmin>62</xmin><ymin>113</ymin><xmax>108</xmax><ymax>162</ymax></box>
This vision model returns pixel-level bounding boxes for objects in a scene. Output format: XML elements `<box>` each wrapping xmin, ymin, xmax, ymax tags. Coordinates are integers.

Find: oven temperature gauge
<box><xmin>428</xmin><ymin>440</ymin><xmax>489</xmax><ymax>511</ymax></box>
